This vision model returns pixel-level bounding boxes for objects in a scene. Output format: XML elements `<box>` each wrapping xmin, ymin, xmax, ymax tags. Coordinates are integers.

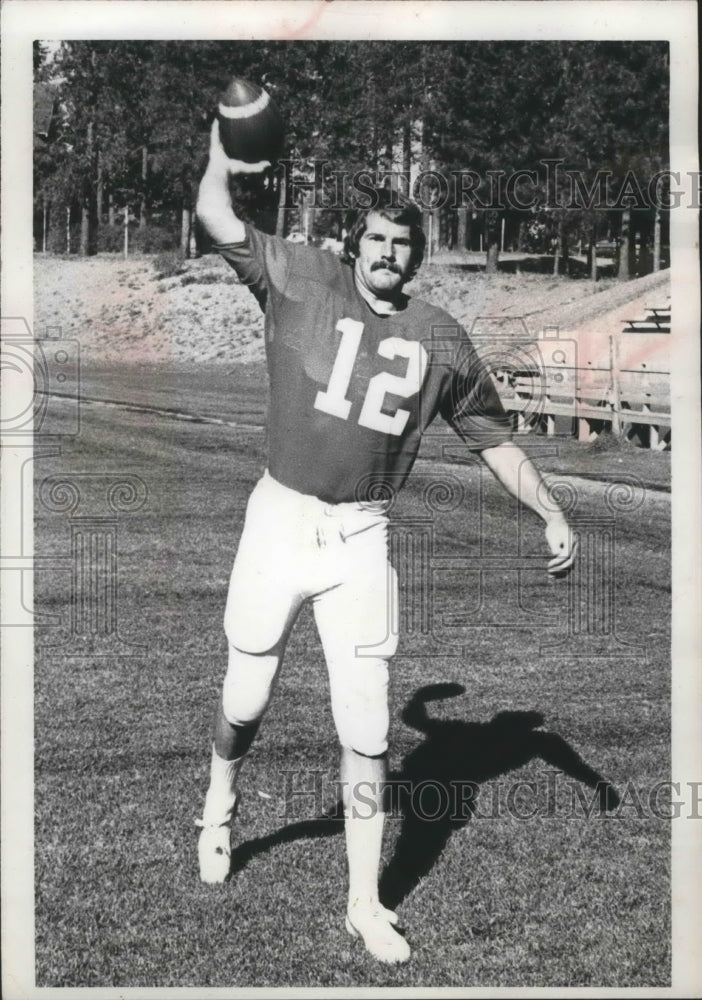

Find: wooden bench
<box><xmin>623</xmin><ymin>317</ymin><xmax>670</xmax><ymax>333</ymax></box>
<box><xmin>623</xmin><ymin>303</ymin><xmax>670</xmax><ymax>334</ymax></box>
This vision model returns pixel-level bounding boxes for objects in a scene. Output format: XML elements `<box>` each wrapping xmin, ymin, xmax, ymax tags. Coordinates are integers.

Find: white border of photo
<box><xmin>2</xmin><ymin>3</ymin><xmax>699</xmax><ymax>997</ymax></box>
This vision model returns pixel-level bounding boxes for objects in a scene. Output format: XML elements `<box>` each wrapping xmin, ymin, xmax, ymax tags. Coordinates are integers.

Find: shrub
<box><xmin>45</xmin><ymin>221</ymin><xmax>83</xmax><ymax>255</ymax></box>
<box><xmin>152</xmin><ymin>250</ymin><xmax>186</xmax><ymax>279</ymax></box>
<box><xmin>130</xmin><ymin>224</ymin><xmax>180</xmax><ymax>253</ymax></box>
<box><xmin>179</xmin><ymin>272</ymin><xmax>221</xmax><ymax>286</ymax></box>
<box><xmin>41</xmin><ymin>220</ymin><xmax>181</xmax><ymax>256</ymax></box>
<box><xmin>97</xmin><ymin>225</ymin><xmax>125</xmax><ymax>253</ymax></box>
<box><xmin>586</xmin><ymin>429</ymin><xmax>637</xmax><ymax>453</ymax></box>
<box><xmin>97</xmin><ymin>223</ymin><xmax>180</xmax><ymax>254</ymax></box>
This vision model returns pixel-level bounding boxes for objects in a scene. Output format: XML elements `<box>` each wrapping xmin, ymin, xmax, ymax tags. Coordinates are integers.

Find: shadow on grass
<box><xmin>380</xmin><ymin>683</ymin><xmax>619</xmax><ymax>909</ymax></box>
<box><xmin>228</xmin><ymin>683</ymin><xmax>619</xmax><ymax>907</ymax></box>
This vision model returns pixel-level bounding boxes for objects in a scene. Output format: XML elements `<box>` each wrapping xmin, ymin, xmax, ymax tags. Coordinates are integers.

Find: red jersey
<box><xmin>215</xmin><ymin>226</ymin><xmax>512</xmax><ymax>504</ymax></box>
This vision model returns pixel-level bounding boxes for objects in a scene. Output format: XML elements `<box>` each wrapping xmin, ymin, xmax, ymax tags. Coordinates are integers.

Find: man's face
<box><xmin>354</xmin><ymin>212</ymin><xmax>414</xmax><ymax>301</ymax></box>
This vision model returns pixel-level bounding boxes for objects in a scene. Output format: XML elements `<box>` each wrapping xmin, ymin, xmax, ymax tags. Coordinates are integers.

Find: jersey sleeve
<box><xmin>439</xmin><ymin>330</ymin><xmax>513</xmax><ymax>450</ymax></box>
<box><xmin>212</xmin><ymin>224</ymin><xmax>293</xmax><ymax>311</ymax></box>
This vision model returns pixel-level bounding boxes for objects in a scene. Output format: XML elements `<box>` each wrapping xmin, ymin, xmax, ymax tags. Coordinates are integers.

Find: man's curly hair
<box><xmin>341</xmin><ymin>188</ymin><xmax>426</xmax><ymax>281</ymax></box>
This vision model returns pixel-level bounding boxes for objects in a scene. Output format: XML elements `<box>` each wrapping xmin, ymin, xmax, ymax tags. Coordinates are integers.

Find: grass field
<box><xmin>34</xmin><ymin>361</ymin><xmax>671</xmax><ymax>988</ymax></box>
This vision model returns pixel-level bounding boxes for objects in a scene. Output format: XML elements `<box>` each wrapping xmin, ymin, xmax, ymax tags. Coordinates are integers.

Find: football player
<box><xmin>195</xmin><ymin>122</ymin><xmax>577</xmax><ymax>965</ymax></box>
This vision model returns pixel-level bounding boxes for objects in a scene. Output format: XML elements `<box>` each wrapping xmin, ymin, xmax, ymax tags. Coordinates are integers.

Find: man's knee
<box><xmin>221</xmin><ymin>645</ymin><xmax>280</xmax><ymax>727</ymax></box>
<box><xmin>330</xmin><ymin>657</ymin><xmax>390</xmax><ymax>757</ymax></box>
<box><xmin>224</xmin><ymin>600</ymin><xmax>291</xmax><ymax>653</ymax></box>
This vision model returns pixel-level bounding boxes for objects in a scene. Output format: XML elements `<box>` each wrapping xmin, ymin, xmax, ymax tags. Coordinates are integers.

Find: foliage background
<box><xmin>34</xmin><ymin>40</ymin><xmax>669</xmax><ymax>277</ymax></box>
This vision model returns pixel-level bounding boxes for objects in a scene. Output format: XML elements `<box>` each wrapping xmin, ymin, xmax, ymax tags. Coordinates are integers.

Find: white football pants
<box><xmin>222</xmin><ymin>470</ymin><xmax>399</xmax><ymax>756</ymax></box>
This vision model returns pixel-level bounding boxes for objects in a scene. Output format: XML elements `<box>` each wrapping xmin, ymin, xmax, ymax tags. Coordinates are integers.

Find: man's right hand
<box><xmin>545</xmin><ymin>514</ymin><xmax>578</xmax><ymax>578</ymax></box>
<box><xmin>197</xmin><ymin>121</ymin><xmax>270</xmax><ymax>244</ymax></box>
<box><xmin>208</xmin><ymin>120</ymin><xmax>270</xmax><ymax>176</ymax></box>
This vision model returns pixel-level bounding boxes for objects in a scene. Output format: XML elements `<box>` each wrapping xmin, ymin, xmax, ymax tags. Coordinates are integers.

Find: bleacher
<box><xmin>622</xmin><ymin>300</ymin><xmax>671</xmax><ymax>334</ymax></box>
<box><xmin>496</xmin><ymin>300</ymin><xmax>671</xmax><ymax>450</ymax></box>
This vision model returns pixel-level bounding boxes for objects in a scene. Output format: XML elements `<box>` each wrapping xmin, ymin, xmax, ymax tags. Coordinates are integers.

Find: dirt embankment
<box><xmin>34</xmin><ymin>251</ymin><xmax>670</xmax><ymax>365</ymax></box>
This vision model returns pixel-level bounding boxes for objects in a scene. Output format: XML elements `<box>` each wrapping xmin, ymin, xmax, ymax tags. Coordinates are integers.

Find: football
<box><xmin>217</xmin><ymin>77</ymin><xmax>285</xmax><ymax>164</ymax></box>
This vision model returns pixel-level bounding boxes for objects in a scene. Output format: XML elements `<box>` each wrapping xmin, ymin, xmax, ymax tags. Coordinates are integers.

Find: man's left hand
<box><xmin>545</xmin><ymin>516</ymin><xmax>578</xmax><ymax>578</ymax></box>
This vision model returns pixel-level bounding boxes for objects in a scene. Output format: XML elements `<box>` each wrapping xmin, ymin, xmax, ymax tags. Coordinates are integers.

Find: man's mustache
<box><xmin>371</xmin><ymin>260</ymin><xmax>401</xmax><ymax>273</ymax></box>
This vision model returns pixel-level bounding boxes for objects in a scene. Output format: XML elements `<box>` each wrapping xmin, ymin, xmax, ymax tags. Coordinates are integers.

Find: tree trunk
<box><xmin>139</xmin><ymin>145</ymin><xmax>148</xmax><ymax>228</ymax></box>
<box><xmin>589</xmin><ymin>219</ymin><xmax>598</xmax><ymax>283</ymax></box>
<box><xmin>486</xmin><ymin>242</ymin><xmax>499</xmax><ymax>273</ymax></box>
<box><xmin>553</xmin><ymin>222</ymin><xmax>563</xmax><ymax>278</ymax></box>
<box><xmin>108</xmin><ymin>191</ymin><xmax>115</xmax><ymax>227</ymax></box>
<box><xmin>402</xmin><ymin>120</ymin><xmax>412</xmax><ymax>197</ymax></box>
<box><xmin>553</xmin><ymin>217</ymin><xmax>566</xmax><ymax>276</ymax></box>
<box><xmin>181</xmin><ymin>203</ymin><xmax>191</xmax><ymax>257</ymax></box>
<box><xmin>382</xmin><ymin>139</ymin><xmax>393</xmax><ymax>175</ymax></box>
<box><xmin>80</xmin><ymin>120</ymin><xmax>96</xmax><ymax>256</ymax></box>
<box><xmin>485</xmin><ymin>213</ymin><xmax>500</xmax><ymax>274</ymax></box>
<box><xmin>418</xmin><ymin>116</ymin><xmax>429</xmax><ymax>172</ymax></box>
<box><xmin>368</xmin><ymin>70</ymin><xmax>378</xmax><ymax>171</ymax></box>
<box><xmin>80</xmin><ymin>203</ymin><xmax>90</xmax><ymax>256</ymax></box>
<box><xmin>438</xmin><ymin>208</ymin><xmax>448</xmax><ymax>251</ymax></box>
<box><xmin>457</xmin><ymin>206</ymin><xmax>468</xmax><ymax>250</ymax></box>
<box><xmin>275</xmin><ymin>170</ymin><xmax>288</xmax><ymax>238</ymax></box>
<box><xmin>123</xmin><ymin>205</ymin><xmax>129</xmax><ymax>259</ymax></box>
<box><xmin>301</xmin><ymin>189</ymin><xmax>314</xmax><ymax>244</ymax></box>
<box><xmin>96</xmin><ymin>152</ymin><xmax>103</xmax><ymax>224</ymax></box>
<box><xmin>552</xmin><ymin>238</ymin><xmax>561</xmax><ymax>276</ymax></box>
<box><xmin>515</xmin><ymin>218</ymin><xmax>526</xmax><ymax>274</ymax></box>
<box><xmin>618</xmin><ymin>208</ymin><xmax>631</xmax><ymax>280</ymax></box>
<box><xmin>425</xmin><ymin>209</ymin><xmax>440</xmax><ymax>258</ymax></box>
<box><xmin>652</xmin><ymin>207</ymin><xmax>661</xmax><ymax>272</ymax></box>
<box><xmin>42</xmin><ymin>196</ymin><xmax>48</xmax><ymax>252</ymax></box>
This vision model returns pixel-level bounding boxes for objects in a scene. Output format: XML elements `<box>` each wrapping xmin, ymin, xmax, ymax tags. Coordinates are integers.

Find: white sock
<box><xmin>344</xmin><ymin>808</ymin><xmax>385</xmax><ymax>911</ymax></box>
<box><xmin>202</xmin><ymin>745</ymin><xmax>243</xmax><ymax>826</ymax></box>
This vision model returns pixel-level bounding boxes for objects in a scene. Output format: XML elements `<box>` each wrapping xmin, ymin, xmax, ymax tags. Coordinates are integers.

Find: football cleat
<box><xmin>195</xmin><ymin>819</ymin><xmax>232</xmax><ymax>884</ymax></box>
<box><xmin>345</xmin><ymin>904</ymin><xmax>411</xmax><ymax>964</ymax></box>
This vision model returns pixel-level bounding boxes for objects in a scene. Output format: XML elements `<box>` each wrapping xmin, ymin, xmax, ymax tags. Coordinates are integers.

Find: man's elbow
<box><xmin>479</xmin><ymin>440</ymin><xmax>515</xmax><ymax>462</ymax></box>
<box><xmin>196</xmin><ymin>195</ymin><xmax>244</xmax><ymax>245</ymax></box>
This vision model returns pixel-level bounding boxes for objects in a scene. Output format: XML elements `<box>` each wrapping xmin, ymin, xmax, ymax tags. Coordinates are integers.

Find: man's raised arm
<box><xmin>479</xmin><ymin>440</ymin><xmax>578</xmax><ymax>576</ymax></box>
<box><xmin>196</xmin><ymin>121</ymin><xmax>270</xmax><ymax>245</ymax></box>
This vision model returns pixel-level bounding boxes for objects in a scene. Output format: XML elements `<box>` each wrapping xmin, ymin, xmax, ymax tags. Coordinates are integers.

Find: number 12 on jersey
<box><xmin>314</xmin><ymin>318</ymin><xmax>428</xmax><ymax>436</ymax></box>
